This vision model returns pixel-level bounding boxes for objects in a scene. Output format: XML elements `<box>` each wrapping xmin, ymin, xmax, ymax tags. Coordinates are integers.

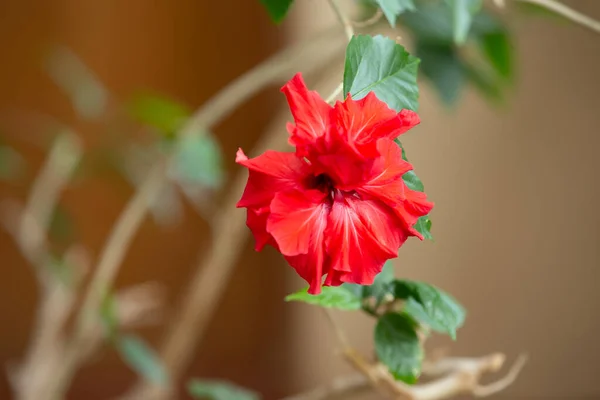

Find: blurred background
<box><xmin>0</xmin><ymin>0</ymin><xmax>599</xmax><ymax>399</ymax></box>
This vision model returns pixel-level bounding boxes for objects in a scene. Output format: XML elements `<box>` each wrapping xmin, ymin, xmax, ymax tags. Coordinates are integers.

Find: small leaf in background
<box><xmin>400</xmin><ymin>2</ymin><xmax>455</xmax><ymax>45</ymax></box>
<box><xmin>259</xmin><ymin>0</ymin><xmax>294</xmax><ymax>24</ymax></box>
<box><xmin>0</xmin><ymin>144</ymin><xmax>25</xmax><ymax>181</ymax></box>
<box><xmin>48</xmin><ymin>204</ymin><xmax>76</xmax><ymax>246</ymax></box>
<box><xmin>343</xmin><ymin>35</ymin><xmax>420</xmax><ymax>112</ymax></box>
<box><xmin>446</xmin><ymin>0</ymin><xmax>483</xmax><ymax>44</ymax></box>
<box><xmin>188</xmin><ymin>379</ymin><xmax>260</xmax><ymax>400</ymax></box>
<box><xmin>285</xmin><ymin>286</ymin><xmax>362</xmax><ymax>310</ymax></box>
<box><xmin>46</xmin><ymin>46</ymin><xmax>108</xmax><ymax>120</ymax></box>
<box><xmin>416</xmin><ymin>42</ymin><xmax>466</xmax><ymax>105</ymax></box>
<box><xmin>168</xmin><ymin>132</ymin><xmax>224</xmax><ymax>189</ymax></box>
<box><xmin>464</xmin><ymin>63</ymin><xmax>504</xmax><ymax>103</ymax></box>
<box><xmin>362</xmin><ymin>261</ymin><xmax>395</xmax><ymax>304</ymax></box>
<box><xmin>480</xmin><ymin>29</ymin><xmax>513</xmax><ymax>82</ymax></box>
<box><xmin>116</xmin><ymin>335</ymin><xmax>168</xmax><ymax>386</ymax></box>
<box><xmin>393</xmin><ymin>280</ymin><xmax>466</xmax><ymax>339</ymax></box>
<box><xmin>374</xmin><ymin>313</ymin><xmax>423</xmax><ymax>383</ymax></box>
<box><xmin>100</xmin><ymin>291</ymin><xmax>118</xmax><ymax>340</ymax></box>
<box><xmin>128</xmin><ymin>92</ymin><xmax>191</xmax><ymax>138</ymax></box>
<box><xmin>373</xmin><ymin>0</ymin><xmax>416</xmax><ymax>27</ymax></box>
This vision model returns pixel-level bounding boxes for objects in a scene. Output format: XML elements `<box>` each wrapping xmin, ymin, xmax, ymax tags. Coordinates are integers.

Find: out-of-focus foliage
<box><xmin>187</xmin><ymin>379</ymin><xmax>261</xmax><ymax>400</ymax></box>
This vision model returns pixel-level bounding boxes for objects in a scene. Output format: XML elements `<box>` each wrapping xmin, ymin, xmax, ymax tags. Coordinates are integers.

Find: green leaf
<box><xmin>464</xmin><ymin>63</ymin><xmax>504</xmax><ymax>103</ymax></box>
<box><xmin>285</xmin><ymin>286</ymin><xmax>361</xmax><ymax>310</ymax></box>
<box><xmin>259</xmin><ymin>0</ymin><xmax>294</xmax><ymax>24</ymax></box>
<box><xmin>413</xmin><ymin>216</ymin><xmax>433</xmax><ymax>241</ymax></box>
<box><xmin>188</xmin><ymin>379</ymin><xmax>260</xmax><ymax>400</ymax></box>
<box><xmin>400</xmin><ymin>2</ymin><xmax>454</xmax><ymax>45</ymax></box>
<box><xmin>168</xmin><ymin>132</ymin><xmax>224</xmax><ymax>189</ymax></box>
<box><xmin>374</xmin><ymin>313</ymin><xmax>423</xmax><ymax>383</ymax></box>
<box><xmin>100</xmin><ymin>291</ymin><xmax>118</xmax><ymax>340</ymax></box>
<box><xmin>480</xmin><ymin>29</ymin><xmax>513</xmax><ymax>82</ymax></box>
<box><xmin>374</xmin><ymin>0</ymin><xmax>416</xmax><ymax>27</ymax></box>
<box><xmin>116</xmin><ymin>335</ymin><xmax>168</xmax><ymax>386</ymax></box>
<box><xmin>446</xmin><ymin>0</ymin><xmax>483</xmax><ymax>44</ymax></box>
<box><xmin>343</xmin><ymin>35</ymin><xmax>420</xmax><ymax>112</ymax></box>
<box><xmin>416</xmin><ymin>42</ymin><xmax>466</xmax><ymax>105</ymax></box>
<box><xmin>128</xmin><ymin>92</ymin><xmax>191</xmax><ymax>137</ymax></box>
<box><xmin>363</xmin><ymin>261</ymin><xmax>395</xmax><ymax>304</ymax></box>
<box><xmin>393</xmin><ymin>280</ymin><xmax>466</xmax><ymax>339</ymax></box>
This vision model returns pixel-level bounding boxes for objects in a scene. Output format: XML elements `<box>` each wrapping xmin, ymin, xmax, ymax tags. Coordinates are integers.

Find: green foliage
<box><xmin>259</xmin><ymin>0</ymin><xmax>294</xmax><ymax>23</ymax></box>
<box><xmin>285</xmin><ymin>286</ymin><xmax>362</xmax><ymax>310</ymax></box>
<box><xmin>446</xmin><ymin>0</ymin><xmax>483</xmax><ymax>44</ymax></box>
<box><xmin>0</xmin><ymin>144</ymin><xmax>25</xmax><ymax>181</ymax></box>
<box><xmin>100</xmin><ymin>291</ymin><xmax>119</xmax><ymax>340</ymax></box>
<box><xmin>374</xmin><ymin>313</ymin><xmax>423</xmax><ymax>383</ymax></box>
<box><xmin>396</xmin><ymin>140</ymin><xmax>432</xmax><ymax>240</ymax></box>
<box><xmin>416</xmin><ymin>41</ymin><xmax>465</xmax><ymax>105</ymax></box>
<box><xmin>393</xmin><ymin>280</ymin><xmax>466</xmax><ymax>339</ymax></box>
<box><xmin>373</xmin><ymin>0</ymin><xmax>416</xmax><ymax>27</ymax></box>
<box><xmin>400</xmin><ymin>2</ymin><xmax>514</xmax><ymax>106</ymax></box>
<box><xmin>128</xmin><ymin>92</ymin><xmax>191</xmax><ymax>137</ymax></box>
<box><xmin>414</xmin><ymin>216</ymin><xmax>433</xmax><ymax>241</ymax></box>
<box><xmin>188</xmin><ymin>379</ymin><xmax>260</xmax><ymax>400</ymax></box>
<box><xmin>361</xmin><ymin>261</ymin><xmax>395</xmax><ymax>305</ymax></box>
<box><xmin>116</xmin><ymin>335</ymin><xmax>168</xmax><ymax>386</ymax></box>
<box><xmin>168</xmin><ymin>132</ymin><xmax>224</xmax><ymax>189</ymax></box>
<box><xmin>343</xmin><ymin>35</ymin><xmax>420</xmax><ymax>112</ymax></box>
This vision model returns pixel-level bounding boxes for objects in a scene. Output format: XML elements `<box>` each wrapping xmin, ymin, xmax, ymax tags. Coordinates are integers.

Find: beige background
<box><xmin>286</xmin><ymin>1</ymin><xmax>600</xmax><ymax>399</ymax></box>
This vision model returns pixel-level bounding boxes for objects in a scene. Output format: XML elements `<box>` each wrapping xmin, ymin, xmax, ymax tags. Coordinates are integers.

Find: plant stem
<box><xmin>512</xmin><ymin>0</ymin><xmax>600</xmax><ymax>34</ymax></box>
<box><xmin>328</xmin><ymin>0</ymin><xmax>355</xmax><ymax>40</ymax></box>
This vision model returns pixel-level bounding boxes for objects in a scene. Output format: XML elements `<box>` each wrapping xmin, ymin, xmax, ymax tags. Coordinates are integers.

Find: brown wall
<box><xmin>0</xmin><ymin>1</ymin><xmax>292</xmax><ymax>399</ymax></box>
<box><xmin>289</xmin><ymin>1</ymin><xmax>600</xmax><ymax>399</ymax></box>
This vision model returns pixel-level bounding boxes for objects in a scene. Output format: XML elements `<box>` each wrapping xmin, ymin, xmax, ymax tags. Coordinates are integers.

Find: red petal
<box><xmin>245</xmin><ymin>207</ymin><xmax>277</xmax><ymax>252</ymax></box>
<box><xmin>394</xmin><ymin>187</ymin><xmax>434</xmax><ymax>239</ymax></box>
<box><xmin>325</xmin><ymin>194</ymin><xmax>406</xmax><ymax>286</ymax></box>
<box><xmin>236</xmin><ymin>148</ymin><xmax>310</xmax><ymax>209</ymax></box>
<box><xmin>333</xmin><ymin>92</ymin><xmax>419</xmax><ymax>157</ymax></box>
<box><xmin>357</xmin><ymin>139</ymin><xmax>412</xmax><ymax>205</ymax></box>
<box><xmin>281</xmin><ymin>73</ymin><xmax>333</xmax><ymax>151</ymax></box>
<box><xmin>267</xmin><ymin>189</ymin><xmax>330</xmax><ymax>294</ymax></box>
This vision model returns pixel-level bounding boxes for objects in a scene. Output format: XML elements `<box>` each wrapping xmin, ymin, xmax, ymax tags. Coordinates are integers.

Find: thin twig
<box><xmin>328</xmin><ymin>0</ymin><xmax>355</xmax><ymax>40</ymax></box>
<box><xmin>510</xmin><ymin>0</ymin><xmax>600</xmax><ymax>34</ymax></box>
<box><xmin>325</xmin><ymin>82</ymin><xmax>344</xmax><ymax>104</ymax></box>
<box><xmin>352</xmin><ymin>8</ymin><xmax>384</xmax><ymax>28</ymax></box>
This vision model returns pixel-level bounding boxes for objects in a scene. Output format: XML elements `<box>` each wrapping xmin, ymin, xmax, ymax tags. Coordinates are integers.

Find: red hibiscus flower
<box><xmin>236</xmin><ymin>73</ymin><xmax>433</xmax><ymax>294</ymax></box>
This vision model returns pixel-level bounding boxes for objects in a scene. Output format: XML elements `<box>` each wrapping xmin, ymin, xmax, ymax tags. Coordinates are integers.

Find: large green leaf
<box><xmin>374</xmin><ymin>313</ymin><xmax>423</xmax><ymax>383</ymax></box>
<box><xmin>259</xmin><ymin>0</ymin><xmax>294</xmax><ymax>24</ymax></box>
<box><xmin>416</xmin><ymin>42</ymin><xmax>466</xmax><ymax>105</ymax></box>
<box><xmin>188</xmin><ymin>379</ymin><xmax>260</xmax><ymax>400</ymax></box>
<box><xmin>285</xmin><ymin>286</ymin><xmax>361</xmax><ymax>310</ymax></box>
<box><xmin>393</xmin><ymin>280</ymin><xmax>466</xmax><ymax>339</ymax></box>
<box><xmin>400</xmin><ymin>2</ymin><xmax>454</xmax><ymax>45</ymax></box>
<box><xmin>116</xmin><ymin>335</ymin><xmax>168</xmax><ymax>386</ymax></box>
<box><xmin>343</xmin><ymin>35</ymin><xmax>420</xmax><ymax>112</ymax></box>
<box><xmin>374</xmin><ymin>0</ymin><xmax>416</xmax><ymax>27</ymax></box>
<box><xmin>446</xmin><ymin>0</ymin><xmax>483</xmax><ymax>44</ymax></box>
